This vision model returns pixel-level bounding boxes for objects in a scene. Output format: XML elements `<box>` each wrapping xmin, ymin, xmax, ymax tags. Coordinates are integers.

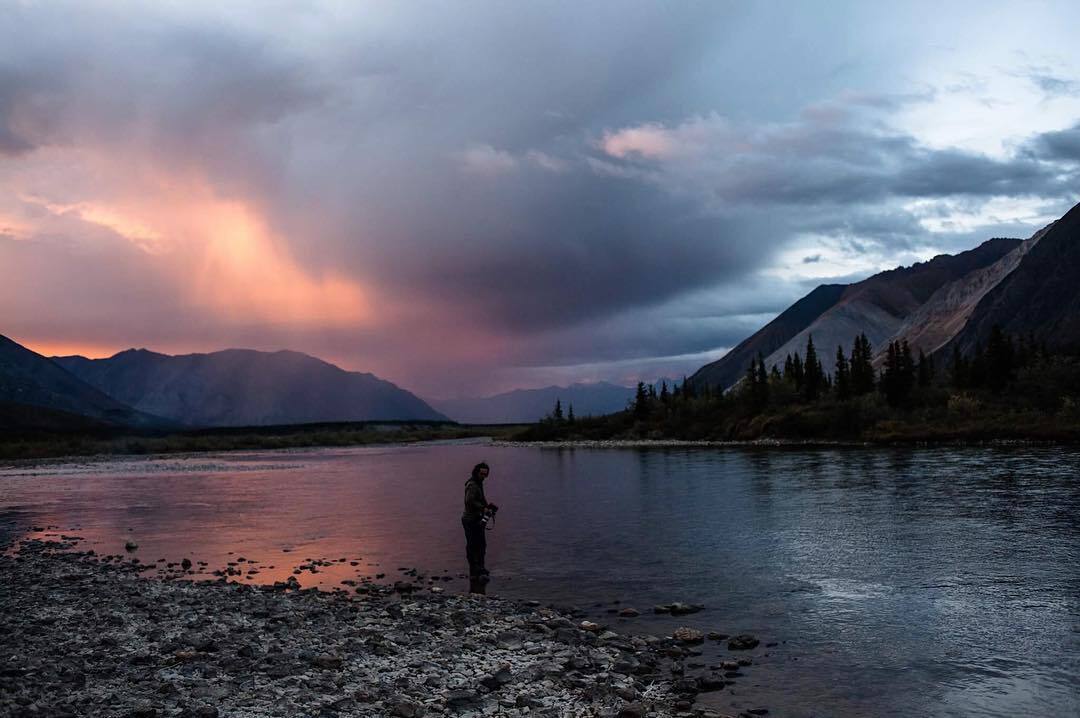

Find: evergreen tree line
<box><xmin>617</xmin><ymin>324</ymin><xmax>1051</xmax><ymax>421</ymax></box>
<box><xmin>543</xmin><ymin>398</ymin><xmax>575</xmax><ymax>424</ymax></box>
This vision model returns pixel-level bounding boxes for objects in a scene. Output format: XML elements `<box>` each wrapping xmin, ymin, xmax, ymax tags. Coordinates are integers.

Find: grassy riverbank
<box><xmin>513</xmin><ymin>393</ymin><xmax>1080</xmax><ymax>445</ymax></box>
<box><xmin>0</xmin><ymin>421</ymin><xmax>526</xmax><ymax>461</ymax></box>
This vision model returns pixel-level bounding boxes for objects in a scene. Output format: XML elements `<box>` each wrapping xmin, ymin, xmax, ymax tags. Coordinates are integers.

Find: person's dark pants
<box><xmin>461</xmin><ymin>517</ymin><xmax>486</xmax><ymax>576</ymax></box>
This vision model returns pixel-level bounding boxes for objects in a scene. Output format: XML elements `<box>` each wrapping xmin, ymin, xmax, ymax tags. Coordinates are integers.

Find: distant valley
<box><xmin>430</xmin><ymin>382</ymin><xmax>637</xmax><ymax>424</ymax></box>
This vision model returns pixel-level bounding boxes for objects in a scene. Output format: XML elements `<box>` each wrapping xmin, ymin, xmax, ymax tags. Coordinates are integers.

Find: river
<box><xmin>1</xmin><ymin>441</ymin><xmax>1077</xmax><ymax>717</ymax></box>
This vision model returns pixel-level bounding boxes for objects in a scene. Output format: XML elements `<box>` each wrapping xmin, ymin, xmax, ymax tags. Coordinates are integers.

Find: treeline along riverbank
<box><xmin>518</xmin><ymin>329</ymin><xmax>1080</xmax><ymax>444</ymax></box>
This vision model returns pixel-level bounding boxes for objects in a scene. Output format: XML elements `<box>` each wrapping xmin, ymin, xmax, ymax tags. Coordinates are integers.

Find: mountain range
<box><xmin>0</xmin><ymin>335</ymin><xmax>169</xmax><ymax>429</ymax></box>
<box><xmin>431</xmin><ymin>382</ymin><xmax>637</xmax><ymax>424</ymax></box>
<box><xmin>691</xmin><ymin>199</ymin><xmax>1080</xmax><ymax>390</ymax></box>
<box><xmin>52</xmin><ymin>348</ymin><xmax>448</xmax><ymax>427</ymax></box>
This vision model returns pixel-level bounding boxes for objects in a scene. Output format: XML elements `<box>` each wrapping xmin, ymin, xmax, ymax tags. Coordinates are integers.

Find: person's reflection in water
<box><xmin>468</xmin><ymin>575</ymin><xmax>488</xmax><ymax>594</ymax></box>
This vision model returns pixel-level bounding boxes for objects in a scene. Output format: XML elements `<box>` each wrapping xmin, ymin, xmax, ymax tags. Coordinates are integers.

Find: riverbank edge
<box><xmin>7</xmin><ymin>433</ymin><xmax>1076</xmax><ymax>468</ymax></box>
<box><xmin>493</xmin><ymin>437</ymin><xmax>1073</xmax><ymax>449</ymax></box>
<box><xmin>0</xmin><ymin>535</ymin><xmax>760</xmax><ymax>718</ymax></box>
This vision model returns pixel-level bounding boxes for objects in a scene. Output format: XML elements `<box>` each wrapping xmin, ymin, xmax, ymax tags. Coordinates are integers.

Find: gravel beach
<box><xmin>0</xmin><ymin>533</ymin><xmax>762</xmax><ymax>718</ymax></box>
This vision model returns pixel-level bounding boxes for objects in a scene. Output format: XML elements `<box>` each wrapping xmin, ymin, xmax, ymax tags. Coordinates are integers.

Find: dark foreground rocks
<box><xmin>0</xmin><ymin>537</ymin><xmax>755</xmax><ymax>717</ymax></box>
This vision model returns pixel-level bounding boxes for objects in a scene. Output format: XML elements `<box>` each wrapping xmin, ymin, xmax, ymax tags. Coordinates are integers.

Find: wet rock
<box><xmin>728</xmin><ymin>634</ymin><xmax>760</xmax><ymax>650</ymax></box>
<box><xmin>618</xmin><ymin>607</ymin><xmax>640</xmax><ymax>617</ymax></box>
<box><xmin>480</xmin><ymin>664</ymin><xmax>513</xmax><ymax>690</ymax></box>
<box><xmin>312</xmin><ymin>654</ymin><xmax>343</xmax><ymax>670</ymax></box>
<box><xmin>697</xmin><ymin>673</ymin><xmax>727</xmax><ymax>691</ymax></box>
<box><xmin>445</xmin><ymin>689</ymin><xmax>479</xmax><ymax>708</ymax></box>
<box><xmin>389</xmin><ymin>700</ymin><xmax>420</xmax><ymax>717</ymax></box>
<box><xmin>673</xmin><ymin>627</ymin><xmax>704</xmax><ymax>644</ymax></box>
<box><xmin>668</xmin><ymin>602</ymin><xmax>703</xmax><ymax>616</ymax></box>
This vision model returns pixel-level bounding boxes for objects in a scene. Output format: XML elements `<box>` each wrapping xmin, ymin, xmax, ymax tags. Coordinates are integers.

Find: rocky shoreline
<box><xmin>1</xmin><ymin>535</ymin><xmax>766</xmax><ymax>718</ymax></box>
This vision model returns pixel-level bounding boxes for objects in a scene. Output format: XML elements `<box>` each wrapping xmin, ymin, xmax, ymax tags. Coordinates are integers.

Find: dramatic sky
<box><xmin>3</xmin><ymin>1</ymin><xmax>1080</xmax><ymax>398</ymax></box>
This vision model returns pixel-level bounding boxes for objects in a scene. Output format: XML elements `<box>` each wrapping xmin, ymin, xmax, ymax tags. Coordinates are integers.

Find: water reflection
<box><xmin>1</xmin><ymin>443</ymin><xmax>1078</xmax><ymax>718</ymax></box>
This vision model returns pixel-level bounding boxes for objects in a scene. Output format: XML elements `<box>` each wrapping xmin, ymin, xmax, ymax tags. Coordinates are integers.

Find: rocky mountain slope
<box><xmin>686</xmin><ymin>197</ymin><xmax>1080</xmax><ymax>392</ymax></box>
<box><xmin>690</xmin><ymin>284</ymin><xmax>846</xmax><ymax>390</ymax></box>
<box><xmin>757</xmin><ymin>238</ymin><xmax>1021</xmax><ymax>377</ymax></box>
<box><xmin>692</xmin><ymin>237</ymin><xmax>1022</xmax><ymax>390</ymax></box>
<box><xmin>943</xmin><ymin>201</ymin><xmax>1080</xmax><ymax>357</ymax></box>
<box><xmin>0</xmin><ymin>335</ymin><xmax>167</xmax><ymax>429</ymax></box>
<box><xmin>55</xmin><ymin>348</ymin><xmax>448</xmax><ymax>427</ymax></box>
<box><xmin>886</xmin><ymin>228</ymin><xmax>1046</xmax><ymax>358</ymax></box>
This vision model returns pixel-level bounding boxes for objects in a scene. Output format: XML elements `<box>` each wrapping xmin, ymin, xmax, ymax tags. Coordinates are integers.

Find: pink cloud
<box><xmin>600</xmin><ymin>122</ymin><xmax>677</xmax><ymax>159</ymax></box>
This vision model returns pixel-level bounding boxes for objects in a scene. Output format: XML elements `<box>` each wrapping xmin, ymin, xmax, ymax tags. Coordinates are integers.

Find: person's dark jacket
<box><xmin>462</xmin><ymin>477</ymin><xmax>488</xmax><ymax>522</ymax></box>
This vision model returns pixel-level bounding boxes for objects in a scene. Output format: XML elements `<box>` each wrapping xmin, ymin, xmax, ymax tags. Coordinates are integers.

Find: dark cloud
<box><xmin>1026</xmin><ymin>122</ymin><xmax>1080</xmax><ymax>162</ymax></box>
<box><xmin>3</xmin><ymin>2</ymin><xmax>1080</xmax><ymax>395</ymax></box>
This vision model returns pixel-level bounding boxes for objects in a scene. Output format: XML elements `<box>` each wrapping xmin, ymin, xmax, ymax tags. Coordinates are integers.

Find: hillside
<box><xmin>0</xmin><ymin>335</ymin><xmax>168</xmax><ymax>429</ymax></box>
<box><xmin>756</xmin><ymin>238</ymin><xmax>1021</xmax><ymax>379</ymax></box>
<box><xmin>690</xmin><ymin>284</ymin><xmax>846</xmax><ymax>390</ymax></box>
<box><xmin>943</xmin><ymin>201</ymin><xmax>1080</xmax><ymax>357</ymax></box>
<box><xmin>55</xmin><ymin>348</ymin><xmax>448</xmax><ymax>427</ymax></box>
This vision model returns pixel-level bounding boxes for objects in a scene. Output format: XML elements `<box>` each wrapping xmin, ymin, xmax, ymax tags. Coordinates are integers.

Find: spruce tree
<box><xmin>900</xmin><ymin>340</ymin><xmax>915</xmax><ymax>390</ymax></box>
<box><xmin>917</xmin><ymin>349</ymin><xmax>933</xmax><ymax>387</ymax></box>
<box><xmin>567</xmin><ymin>404</ymin><xmax>575</xmax><ymax>424</ymax></box>
<box><xmin>985</xmin><ymin>324</ymin><xmax>1015</xmax><ymax>393</ymax></box>
<box><xmin>634</xmin><ymin>382</ymin><xmax>649</xmax><ymax>418</ymax></box>
<box><xmin>660</xmin><ymin>380</ymin><xmax>670</xmax><ymax>403</ymax></box>
<box><xmin>850</xmin><ymin>333</ymin><xmax>875</xmax><ymax>395</ymax></box>
<box><xmin>792</xmin><ymin>352</ymin><xmax>805</xmax><ymax>392</ymax></box>
<box><xmin>803</xmin><ymin>336</ymin><xmax>822</xmax><ymax>401</ymax></box>
<box><xmin>835</xmin><ymin>345</ymin><xmax>851</xmax><ymax>400</ymax></box>
<box><xmin>881</xmin><ymin>341</ymin><xmax>914</xmax><ymax>407</ymax></box>
<box><xmin>757</xmin><ymin>354</ymin><xmax>769</xmax><ymax>404</ymax></box>
<box><xmin>951</xmin><ymin>346</ymin><xmax>967</xmax><ymax>389</ymax></box>
<box><xmin>553</xmin><ymin>399</ymin><xmax>564</xmax><ymax>422</ymax></box>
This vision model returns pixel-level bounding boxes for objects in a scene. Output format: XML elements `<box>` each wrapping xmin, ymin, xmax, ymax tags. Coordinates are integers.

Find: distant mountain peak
<box><xmin>54</xmin><ymin>345</ymin><xmax>446</xmax><ymax>427</ymax></box>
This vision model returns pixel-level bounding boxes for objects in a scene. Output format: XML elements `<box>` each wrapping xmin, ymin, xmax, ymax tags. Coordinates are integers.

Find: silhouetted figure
<box><xmin>462</xmin><ymin>462</ymin><xmax>498</xmax><ymax>580</ymax></box>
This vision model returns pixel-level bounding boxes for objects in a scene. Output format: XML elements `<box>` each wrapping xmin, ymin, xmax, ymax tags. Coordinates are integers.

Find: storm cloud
<box><xmin>3</xmin><ymin>1</ymin><xmax>1080</xmax><ymax>396</ymax></box>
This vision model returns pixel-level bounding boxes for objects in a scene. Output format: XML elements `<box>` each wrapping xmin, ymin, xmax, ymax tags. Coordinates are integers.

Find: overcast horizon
<box><xmin>4</xmin><ymin>1</ymin><xmax>1080</xmax><ymax>399</ymax></box>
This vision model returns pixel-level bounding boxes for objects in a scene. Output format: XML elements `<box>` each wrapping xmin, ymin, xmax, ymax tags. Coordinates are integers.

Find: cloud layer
<box><xmin>3</xmin><ymin>1</ymin><xmax>1080</xmax><ymax>397</ymax></box>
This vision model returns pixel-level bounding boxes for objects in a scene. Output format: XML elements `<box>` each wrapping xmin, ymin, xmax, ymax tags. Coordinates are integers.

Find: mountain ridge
<box><xmin>942</xmin><ymin>200</ymin><xmax>1080</xmax><ymax>357</ymax></box>
<box><xmin>0</xmin><ymin>335</ymin><xmax>170</xmax><ymax>429</ymax></box>
<box><xmin>54</xmin><ymin>347</ymin><xmax>448</xmax><ymax>427</ymax></box>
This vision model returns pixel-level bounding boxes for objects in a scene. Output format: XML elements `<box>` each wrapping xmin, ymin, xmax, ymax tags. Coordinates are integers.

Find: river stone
<box><xmin>389</xmin><ymin>700</ymin><xmax>419</xmax><ymax>717</ymax></box>
<box><xmin>668</xmin><ymin>602</ymin><xmax>703</xmax><ymax>616</ymax></box>
<box><xmin>673</xmin><ymin>627</ymin><xmax>704</xmax><ymax>644</ymax></box>
<box><xmin>728</xmin><ymin>634</ymin><xmax>760</xmax><ymax>650</ymax></box>
<box><xmin>312</xmin><ymin>654</ymin><xmax>343</xmax><ymax>669</ymax></box>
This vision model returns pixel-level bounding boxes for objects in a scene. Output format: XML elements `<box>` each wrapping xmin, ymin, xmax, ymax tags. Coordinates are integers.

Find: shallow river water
<box><xmin>1</xmin><ymin>441</ymin><xmax>1078</xmax><ymax>717</ymax></box>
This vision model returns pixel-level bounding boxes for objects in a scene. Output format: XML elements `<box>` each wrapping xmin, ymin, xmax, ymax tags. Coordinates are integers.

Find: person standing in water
<box><xmin>462</xmin><ymin>462</ymin><xmax>498</xmax><ymax>580</ymax></box>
